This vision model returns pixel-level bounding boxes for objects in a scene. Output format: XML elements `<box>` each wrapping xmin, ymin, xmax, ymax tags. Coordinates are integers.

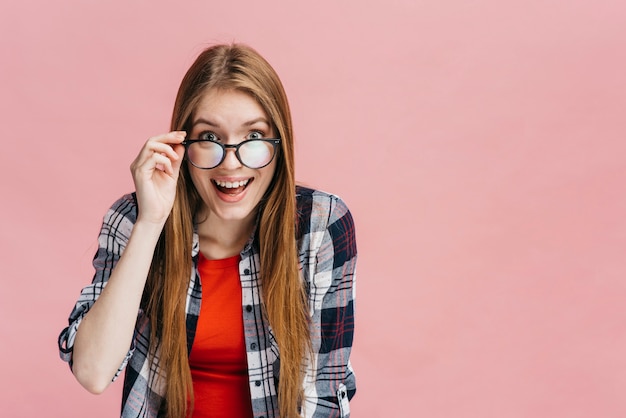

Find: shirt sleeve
<box><xmin>302</xmin><ymin>194</ymin><xmax>357</xmax><ymax>418</ymax></box>
<box><xmin>57</xmin><ymin>193</ymin><xmax>141</xmax><ymax>381</ymax></box>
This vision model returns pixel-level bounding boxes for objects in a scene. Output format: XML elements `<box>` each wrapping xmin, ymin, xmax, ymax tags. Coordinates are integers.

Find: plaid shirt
<box><xmin>58</xmin><ymin>186</ymin><xmax>357</xmax><ymax>417</ymax></box>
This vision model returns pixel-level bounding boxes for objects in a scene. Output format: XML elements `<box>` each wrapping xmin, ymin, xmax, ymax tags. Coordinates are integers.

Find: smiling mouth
<box><xmin>212</xmin><ymin>179</ymin><xmax>251</xmax><ymax>195</ymax></box>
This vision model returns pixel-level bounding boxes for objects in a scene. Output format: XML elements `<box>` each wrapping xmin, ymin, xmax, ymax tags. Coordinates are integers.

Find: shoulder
<box><xmin>296</xmin><ymin>186</ymin><xmax>352</xmax><ymax>225</ymax></box>
<box><xmin>106</xmin><ymin>193</ymin><xmax>137</xmax><ymax>216</ymax></box>
<box><xmin>295</xmin><ymin>185</ymin><xmax>355</xmax><ymax>242</ymax></box>
<box><xmin>100</xmin><ymin>193</ymin><xmax>138</xmax><ymax>233</ymax></box>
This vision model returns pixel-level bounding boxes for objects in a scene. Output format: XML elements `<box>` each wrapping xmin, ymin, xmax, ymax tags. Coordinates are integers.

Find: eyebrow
<box><xmin>191</xmin><ymin>117</ymin><xmax>270</xmax><ymax>128</ymax></box>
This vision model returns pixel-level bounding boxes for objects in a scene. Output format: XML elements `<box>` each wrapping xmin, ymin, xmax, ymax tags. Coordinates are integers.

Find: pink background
<box><xmin>1</xmin><ymin>0</ymin><xmax>625</xmax><ymax>416</ymax></box>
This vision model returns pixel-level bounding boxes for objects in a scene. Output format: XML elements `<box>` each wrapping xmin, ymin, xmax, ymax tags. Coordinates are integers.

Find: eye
<box><xmin>199</xmin><ymin>131</ymin><xmax>218</xmax><ymax>141</ymax></box>
<box><xmin>247</xmin><ymin>131</ymin><xmax>264</xmax><ymax>140</ymax></box>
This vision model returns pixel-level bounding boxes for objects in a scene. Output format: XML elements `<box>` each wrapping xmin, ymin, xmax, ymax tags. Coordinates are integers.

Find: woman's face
<box><xmin>187</xmin><ymin>88</ymin><xmax>278</xmax><ymax>227</ymax></box>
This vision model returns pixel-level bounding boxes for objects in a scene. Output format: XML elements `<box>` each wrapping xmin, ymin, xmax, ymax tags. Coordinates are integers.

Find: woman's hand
<box><xmin>73</xmin><ymin>133</ymin><xmax>186</xmax><ymax>392</ymax></box>
<box><xmin>130</xmin><ymin>131</ymin><xmax>187</xmax><ymax>225</ymax></box>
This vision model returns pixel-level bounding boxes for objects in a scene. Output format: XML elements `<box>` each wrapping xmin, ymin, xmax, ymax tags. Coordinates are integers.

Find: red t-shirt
<box><xmin>189</xmin><ymin>253</ymin><xmax>253</xmax><ymax>418</ymax></box>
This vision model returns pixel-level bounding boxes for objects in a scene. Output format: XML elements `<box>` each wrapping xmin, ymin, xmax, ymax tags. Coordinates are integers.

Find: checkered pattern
<box><xmin>59</xmin><ymin>186</ymin><xmax>356</xmax><ymax>417</ymax></box>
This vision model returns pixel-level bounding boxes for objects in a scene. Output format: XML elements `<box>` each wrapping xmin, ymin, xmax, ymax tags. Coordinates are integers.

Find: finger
<box><xmin>147</xmin><ymin>142</ymin><xmax>182</xmax><ymax>162</ymax></box>
<box><xmin>150</xmin><ymin>153</ymin><xmax>176</xmax><ymax>176</ymax></box>
<box><xmin>155</xmin><ymin>141</ymin><xmax>186</xmax><ymax>176</ymax></box>
<box><xmin>170</xmin><ymin>143</ymin><xmax>186</xmax><ymax>173</ymax></box>
<box><xmin>133</xmin><ymin>151</ymin><xmax>174</xmax><ymax>179</ymax></box>
<box><xmin>131</xmin><ymin>132</ymin><xmax>187</xmax><ymax>174</ymax></box>
<box><xmin>149</xmin><ymin>131</ymin><xmax>187</xmax><ymax>146</ymax></box>
<box><xmin>133</xmin><ymin>140</ymin><xmax>182</xmax><ymax>168</ymax></box>
<box><xmin>145</xmin><ymin>132</ymin><xmax>186</xmax><ymax>158</ymax></box>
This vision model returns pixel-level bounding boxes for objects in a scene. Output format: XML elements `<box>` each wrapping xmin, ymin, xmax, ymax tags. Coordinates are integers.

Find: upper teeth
<box><xmin>215</xmin><ymin>179</ymin><xmax>249</xmax><ymax>188</ymax></box>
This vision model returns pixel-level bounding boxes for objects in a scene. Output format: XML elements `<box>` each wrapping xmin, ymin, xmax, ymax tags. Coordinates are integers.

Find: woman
<box><xmin>58</xmin><ymin>43</ymin><xmax>357</xmax><ymax>418</ymax></box>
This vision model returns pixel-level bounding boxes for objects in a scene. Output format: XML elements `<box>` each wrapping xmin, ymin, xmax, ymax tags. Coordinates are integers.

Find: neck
<box><xmin>196</xmin><ymin>210</ymin><xmax>256</xmax><ymax>260</ymax></box>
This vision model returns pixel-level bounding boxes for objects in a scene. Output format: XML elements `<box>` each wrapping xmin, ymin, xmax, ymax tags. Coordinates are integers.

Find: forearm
<box><xmin>72</xmin><ymin>220</ymin><xmax>163</xmax><ymax>394</ymax></box>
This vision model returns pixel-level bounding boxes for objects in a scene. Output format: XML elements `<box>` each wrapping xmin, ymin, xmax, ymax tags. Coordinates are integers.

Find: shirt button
<box><xmin>244</xmin><ymin>268</ymin><xmax>251</xmax><ymax>275</ymax></box>
<box><xmin>245</xmin><ymin>305</ymin><xmax>253</xmax><ymax>312</ymax></box>
<box><xmin>250</xmin><ymin>343</ymin><xmax>257</xmax><ymax>350</ymax></box>
<box><xmin>255</xmin><ymin>381</ymin><xmax>261</xmax><ymax>387</ymax></box>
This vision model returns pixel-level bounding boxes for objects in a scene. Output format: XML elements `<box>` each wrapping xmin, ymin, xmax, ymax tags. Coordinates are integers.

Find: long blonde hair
<box><xmin>142</xmin><ymin>44</ymin><xmax>310</xmax><ymax>417</ymax></box>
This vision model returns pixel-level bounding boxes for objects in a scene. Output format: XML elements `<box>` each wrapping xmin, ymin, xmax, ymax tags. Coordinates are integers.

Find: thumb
<box><xmin>171</xmin><ymin>143</ymin><xmax>186</xmax><ymax>176</ymax></box>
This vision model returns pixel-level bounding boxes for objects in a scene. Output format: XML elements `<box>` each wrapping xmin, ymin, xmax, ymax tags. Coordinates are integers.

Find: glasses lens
<box><xmin>239</xmin><ymin>140</ymin><xmax>275</xmax><ymax>168</ymax></box>
<box><xmin>187</xmin><ymin>141</ymin><xmax>224</xmax><ymax>169</ymax></box>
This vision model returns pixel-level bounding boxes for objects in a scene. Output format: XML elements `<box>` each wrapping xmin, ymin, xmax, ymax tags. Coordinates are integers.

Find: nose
<box><xmin>219</xmin><ymin>146</ymin><xmax>242</xmax><ymax>169</ymax></box>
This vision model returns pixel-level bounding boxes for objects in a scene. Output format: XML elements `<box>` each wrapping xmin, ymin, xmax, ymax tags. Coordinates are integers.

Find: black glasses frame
<box><xmin>181</xmin><ymin>138</ymin><xmax>281</xmax><ymax>169</ymax></box>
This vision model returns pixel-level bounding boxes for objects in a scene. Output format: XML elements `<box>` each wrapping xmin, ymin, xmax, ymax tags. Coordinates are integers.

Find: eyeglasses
<box><xmin>182</xmin><ymin>138</ymin><xmax>281</xmax><ymax>169</ymax></box>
